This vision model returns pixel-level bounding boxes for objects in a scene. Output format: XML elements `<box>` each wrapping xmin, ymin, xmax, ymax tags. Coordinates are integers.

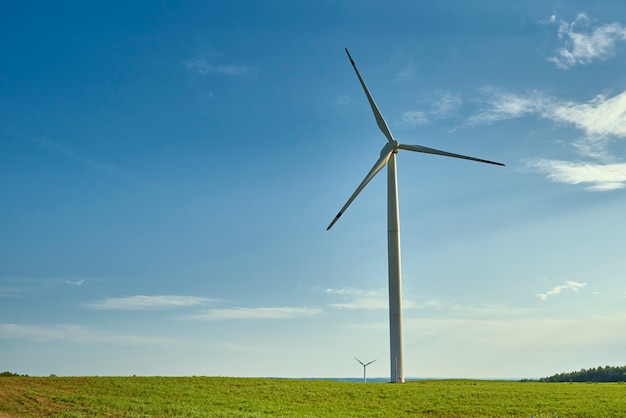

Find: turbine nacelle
<box><xmin>381</xmin><ymin>142</ymin><xmax>397</xmax><ymax>157</ymax></box>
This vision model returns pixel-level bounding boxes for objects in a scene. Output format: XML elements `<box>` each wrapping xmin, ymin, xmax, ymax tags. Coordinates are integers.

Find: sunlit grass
<box><xmin>1</xmin><ymin>376</ymin><xmax>625</xmax><ymax>417</ymax></box>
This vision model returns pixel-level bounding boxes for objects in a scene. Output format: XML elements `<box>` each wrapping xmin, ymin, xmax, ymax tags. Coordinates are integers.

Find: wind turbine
<box><xmin>328</xmin><ymin>49</ymin><xmax>504</xmax><ymax>383</ymax></box>
<box><xmin>355</xmin><ymin>357</ymin><xmax>377</xmax><ymax>383</ymax></box>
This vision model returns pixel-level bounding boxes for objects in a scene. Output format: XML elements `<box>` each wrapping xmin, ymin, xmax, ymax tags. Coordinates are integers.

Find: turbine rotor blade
<box><xmin>327</xmin><ymin>144</ymin><xmax>394</xmax><ymax>230</ymax></box>
<box><xmin>398</xmin><ymin>143</ymin><xmax>505</xmax><ymax>166</ymax></box>
<box><xmin>365</xmin><ymin>360</ymin><xmax>377</xmax><ymax>366</ymax></box>
<box><xmin>345</xmin><ymin>48</ymin><xmax>395</xmax><ymax>143</ymax></box>
<box><xmin>354</xmin><ymin>357</ymin><xmax>366</xmax><ymax>366</ymax></box>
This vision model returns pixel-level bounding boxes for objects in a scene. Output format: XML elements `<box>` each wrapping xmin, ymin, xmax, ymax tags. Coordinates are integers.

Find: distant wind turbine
<box><xmin>328</xmin><ymin>49</ymin><xmax>504</xmax><ymax>383</ymax></box>
<box><xmin>355</xmin><ymin>357</ymin><xmax>377</xmax><ymax>383</ymax></box>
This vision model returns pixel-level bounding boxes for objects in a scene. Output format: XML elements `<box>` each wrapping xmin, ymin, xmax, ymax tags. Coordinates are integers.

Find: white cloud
<box><xmin>525</xmin><ymin>159</ymin><xmax>626</xmax><ymax>191</ymax></box>
<box><xmin>469</xmin><ymin>87</ymin><xmax>626</xmax><ymax>189</ymax></box>
<box><xmin>324</xmin><ymin>288</ymin><xmax>358</xmax><ymax>295</ymax></box>
<box><xmin>471</xmin><ymin>88</ymin><xmax>626</xmax><ymax>144</ymax></box>
<box><xmin>548</xmin><ymin>13</ymin><xmax>626</xmax><ymax>69</ymax></box>
<box><xmin>184</xmin><ymin>59</ymin><xmax>254</xmax><ymax>77</ymax></box>
<box><xmin>326</xmin><ymin>288</ymin><xmax>388</xmax><ymax>310</ymax></box>
<box><xmin>64</xmin><ymin>279</ymin><xmax>84</xmax><ymax>286</ymax></box>
<box><xmin>536</xmin><ymin>281</ymin><xmax>587</xmax><ymax>300</ymax></box>
<box><xmin>0</xmin><ymin>323</ymin><xmax>178</xmax><ymax>347</ymax></box>
<box><xmin>432</xmin><ymin>92</ymin><xmax>462</xmax><ymax>116</ymax></box>
<box><xmin>401</xmin><ymin>111</ymin><xmax>428</xmax><ymax>127</ymax></box>
<box><xmin>182</xmin><ymin>306</ymin><xmax>322</xmax><ymax>320</ymax></box>
<box><xmin>418</xmin><ymin>299</ymin><xmax>443</xmax><ymax>309</ymax></box>
<box><xmin>324</xmin><ymin>287</ymin><xmax>417</xmax><ymax>310</ymax></box>
<box><xmin>467</xmin><ymin>88</ymin><xmax>544</xmax><ymax>125</ymax></box>
<box><xmin>400</xmin><ymin>92</ymin><xmax>461</xmax><ymax>128</ymax></box>
<box><xmin>551</xmin><ymin>91</ymin><xmax>626</xmax><ymax>151</ymax></box>
<box><xmin>86</xmin><ymin>295</ymin><xmax>216</xmax><ymax>310</ymax></box>
<box><xmin>467</xmin><ymin>87</ymin><xmax>626</xmax><ymax>142</ymax></box>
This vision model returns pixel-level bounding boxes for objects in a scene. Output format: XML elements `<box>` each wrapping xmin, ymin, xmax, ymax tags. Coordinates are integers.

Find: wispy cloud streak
<box><xmin>401</xmin><ymin>111</ymin><xmax>428</xmax><ymax>127</ymax></box>
<box><xmin>36</xmin><ymin>137</ymin><xmax>127</xmax><ymax>179</ymax></box>
<box><xmin>548</xmin><ymin>13</ymin><xmax>626</xmax><ymax>69</ymax></box>
<box><xmin>467</xmin><ymin>88</ymin><xmax>543</xmax><ymax>125</ymax></box>
<box><xmin>468</xmin><ymin>87</ymin><xmax>626</xmax><ymax>190</ymax></box>
<box><xmin>325</xmin><ymin>287</ymin><xmax>388</xmax><ymax>310</ymax></box>
<box><xmin>536</xmin><ymin>281</ymin><xmax>587</xmax><ymax>300</ymax></box>
<box><xmin>432</xmin><ymin>92</ymin><xmax>462</xmax><ymax>116</ymax></box>
<box><xmin>526</xmin><ymin>159</ymin><xmax>626</xmax><ymax>191</ymax></box>
<box><xmin>0</xmin><ymin>323</ymin><xmax>179</xmax><ymax>347</ymax></box>
<box><xmin>184</xmin><ymin>59</ymin><xmax>255</xmax><ymax>77</ymax></box>
<box><xmin>86</xmin><ymin>295</ymin><xmax>216</xmax><ymax>310</ymax></box>
<box><xmin>401</xmin><ymin>91</ymin><xmax>462</xmax><ymax>128</ymax></box>
<box><xmin>469</xmin><ymin>88</ymin><xmax>626</xmax><ymax>145</ymax></box>
<box><xmin>182</xmin><ymin>306</ymin><xmax>322</xmax><ymax>320</ymax></box>
<box><xmin>324</xmin><ymin>287</ymin><xmax>418</xmax><ymax>310</ymax></box>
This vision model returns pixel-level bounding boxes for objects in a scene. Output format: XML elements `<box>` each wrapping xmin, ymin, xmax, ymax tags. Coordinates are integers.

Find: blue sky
<box><xmin>2</xmin><ymin>1</ymin><xmax>626</xmax><ymax>379</ymax></box>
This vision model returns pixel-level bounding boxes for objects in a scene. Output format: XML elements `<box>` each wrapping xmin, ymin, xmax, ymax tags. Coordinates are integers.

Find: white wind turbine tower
<box><xmin>328</xmin><ymin>49</ymin><xmax>504</xmax><ymax>383</ymax></box>
<box><xmin>355</xmin><ymin>357</ymin><xmax>377</xmax><ymax>383</ymax></box>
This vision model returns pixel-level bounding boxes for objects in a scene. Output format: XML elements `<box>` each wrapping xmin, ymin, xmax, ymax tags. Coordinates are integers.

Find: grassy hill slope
<box><xmin>1</xmin><ymin>376</ymin><xmax>626</xmax><ymax>417</ymax></box>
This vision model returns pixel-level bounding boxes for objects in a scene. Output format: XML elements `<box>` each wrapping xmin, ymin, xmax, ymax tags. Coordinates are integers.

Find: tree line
<box><xmin>0</xmin><ymin>371</ymin><xmax>27</xmax><ymax>377</ymax></box>
<box><xmin>524</xmin><ymin>365</ymin><xmax>626</xmax><ymax>382</ymax></box>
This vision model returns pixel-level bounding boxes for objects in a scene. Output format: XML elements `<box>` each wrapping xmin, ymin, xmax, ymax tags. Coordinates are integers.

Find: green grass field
<box><xmin>1</xmin><ymin>376</ymin><xmax>625</xmax><ymax>417</ymax></box>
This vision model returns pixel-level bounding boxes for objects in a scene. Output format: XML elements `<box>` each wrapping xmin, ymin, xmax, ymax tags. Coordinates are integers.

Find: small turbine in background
<box><xmin>355</xmin><ymin>357</ymin><xmax>377</xmax><ymax>383</ymax></box>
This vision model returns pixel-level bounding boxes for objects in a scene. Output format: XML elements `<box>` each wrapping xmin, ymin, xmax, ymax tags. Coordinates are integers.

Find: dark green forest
<box><xmin>533</xmin><ymin>365</ymin><xmax>626</xmax><ymax>382</ymax></box>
